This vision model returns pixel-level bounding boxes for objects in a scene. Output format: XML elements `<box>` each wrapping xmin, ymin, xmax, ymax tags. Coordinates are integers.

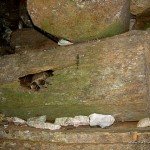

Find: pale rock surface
<box><xmin>55</xmin><ymin>116</ymin><xmax>89</xmax><ymax>127</ymax></box>
<box><xmin>27</xmin><ymin>115</ymin><xmax>47</xmax><ymax>124</ymax></box>
<box><xmin>137</xmin><ymin>117</ymin><xmax>150</xmax><ymax>128</ymax></box>
<box><xmin>27</xmin><ymin>115</ymin><xmax>61</xmax><ymax>130</ymax></box>
<box><xmin>89</xmin><ymin>113</ymin><xmax>115</xmax><ymax>128</ymax></box>
<box><xmin>7</xmin><ymin>117</ymin><xmax>26</xmax><ymax>125</ymax></box>
<box><xmin>27</xmin><ymin>122</ymin><xmax>61</xmax><ymax>130</ymax></box>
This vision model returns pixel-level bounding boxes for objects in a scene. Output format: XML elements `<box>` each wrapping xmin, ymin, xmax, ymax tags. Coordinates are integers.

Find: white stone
<box><xmin>27</xmin><ymin>115</ymin><xmax>46</xmax><ymax>124</ymax></box>
<box><xmin>58</xmin><ymin>39</ymin><xmax>73</xmax><ymax>46</ymax></box>
<box><xmin>137</xmin><ymin>118</ymin><xmax>150</xmax><ymax>128</ymax></box>
<box><xmin>89</xmin><ymin>113</ymin><xmax>115</xmax><ymax>128</ymax></box>
<box><xmin>54</xmin><ymin>117</ymin><xmax>69</xmax><ymax>126</ymax></box>
<box><xmin>67</xmin><ymin>116</ymin><xmax>89</xmax><ymax>127</ymax></box>
<box><xmin>27</xmin><ymin>122</ymin><xmax>61</xmax><ymax>130</ymax></box>
<box><xmin>10</xmin><ymin>117</ymin><xmax>26</xmax><ymax>125</ymax></box>
<box><xmin>55</xmin><ymin>116</ymin><xmax>89</xmax><ymax>127</ymax></box>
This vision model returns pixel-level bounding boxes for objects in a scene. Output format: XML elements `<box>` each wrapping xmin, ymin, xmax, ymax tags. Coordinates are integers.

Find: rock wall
<box><xmin>0</xmin><ymin>0</ymin><xmax>150</xmax><ymax>122</ymax></box>
<box><xmin>0</xmin><ymin>30</ymin><xmax>150</xmax><ymax>121</ymax></box>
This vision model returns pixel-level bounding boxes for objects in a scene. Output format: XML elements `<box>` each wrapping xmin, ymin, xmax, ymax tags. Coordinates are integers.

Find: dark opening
<box><xmin>0</xmin><ymin>0</ymin><xmax>59</xmax><ymax>56</ymax></box>
<box><xmin>19</xmin><ymin>70</ymin><xmax>54</xmax><ymax>91</ymax></box>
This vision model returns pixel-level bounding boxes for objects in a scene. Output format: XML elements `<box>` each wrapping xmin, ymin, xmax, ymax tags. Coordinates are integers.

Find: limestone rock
<box><xmin>0</xmin><ymin>30</ymin><xmax>150</xmax><ymax>121</ymax></box>
<box><xmin>26</xmin><ymin>115</ymin><xmax>61</xmax><ymax>130</ymax></box>
<box><xmin>55</xmin><ymin>117</ymin><xmax>69</xmax><ymax>126</ymax></box>
<box><xmin>58</xmin><ymin>39</ymin><xmax>73</xmax><ymax>46</ymax></box>
<box><xmin>137</xmin><ymin>118</ymin><xmax>150</xmax><ymax>128</ymax></box>
<box><xmin>27</xmin><ymin>122</ymin><xmax>61</xmax><ymax>130</ymax></box>
<box><xmin>55</xmin><ymin>116</ymin><xmax>89</xmax><ymax>127</ymax></box>
<box><xmin>8</xmin><ymin>117</ymin><xmax>26</xmax><ymax>125</ymax></box>
<box><xmin>89</xmin><ymin>113</ymin><xmax>115</xmax><ymax>128</ymax></box>
<box><xmin>27</xmin><ymin>0</ymin><xmax>130</xmax><ymax>43</ymax></box>
<box><xmin>27</xmin><ymin>115</ymin><xmax>47</xmax><ymax>124</ymax></box>
<box><xmin>73</xmin><ymin>116</ymin><xmax>89</xmax><ymax>126</ymax></box>
<box><xmin>130</xmin><ymin>0</ymin><xmax>150</xmax><ymax>15</ymax></box>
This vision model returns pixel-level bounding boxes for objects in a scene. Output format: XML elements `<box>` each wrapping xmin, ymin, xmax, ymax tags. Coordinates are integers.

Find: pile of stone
<box><xmin>1</xmin><ymin>114</ymin><xmax>150</xmax><ymax>130</ymax></box>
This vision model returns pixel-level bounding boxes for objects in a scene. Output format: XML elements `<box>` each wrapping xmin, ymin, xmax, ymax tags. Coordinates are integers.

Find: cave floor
<box><xmin>0</xmin><ymin>121</ymin><xmax>150</xmax><ymax>150</ymax></box>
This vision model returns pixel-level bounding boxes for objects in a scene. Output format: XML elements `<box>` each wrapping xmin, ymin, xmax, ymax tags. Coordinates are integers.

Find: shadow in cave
<box><xmin>19</xmin><ymin>70</ymin><xmax>54</xmax><ymax>91</ymax></box>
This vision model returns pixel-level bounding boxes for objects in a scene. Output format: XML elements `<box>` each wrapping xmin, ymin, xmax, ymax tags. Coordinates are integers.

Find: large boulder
<box><xmin>27</xmin><ymin>0</ymin><xmax>130</xmax><ymax>43</ymax></box>
<box><xmin>130</xmin><ymin>0</ymin><xmax>150</xmax><ymax>15</ymax></box>
<box><xmin>0</xmin><ymin>30</ymin><xmax>150</xmax><ymax>121</ymax></box>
